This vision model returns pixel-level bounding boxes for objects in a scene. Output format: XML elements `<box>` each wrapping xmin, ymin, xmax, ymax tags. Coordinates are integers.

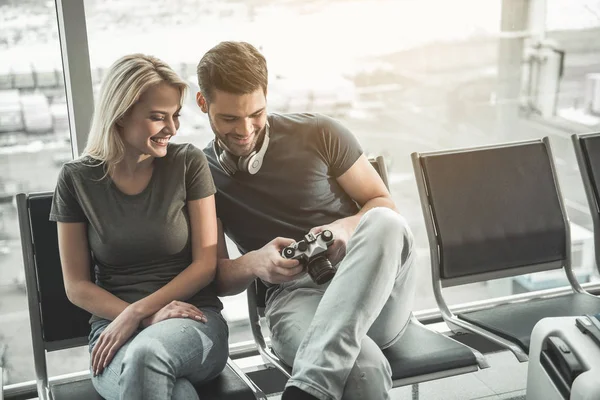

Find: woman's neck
<box><xmin>114</xmin><ymin>152</ymin><xmax>154</xmax><ymax>178</ymax></box>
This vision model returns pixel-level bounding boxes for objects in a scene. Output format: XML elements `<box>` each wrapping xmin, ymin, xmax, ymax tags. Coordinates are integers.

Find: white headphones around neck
<box><xmin>212</xmin><ymin>122</ymin><xmax>270</xmax><ymax>176</ymax></box>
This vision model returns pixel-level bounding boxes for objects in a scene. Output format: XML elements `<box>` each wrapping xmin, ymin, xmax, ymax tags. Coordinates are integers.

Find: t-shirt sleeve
<box><xmin>185</xmin><ymin>144</ymin><xmax>217</xmax><ymax>201</ymax></box>
<box><xmin>49</xmin><ymin>164</ymin><xmax>87</xmax><ymax>222</ymax></box>
<box><xmin>317</xmin><ymin>114</ymin><xmax>363</xmax><ymax>177</ymax></box>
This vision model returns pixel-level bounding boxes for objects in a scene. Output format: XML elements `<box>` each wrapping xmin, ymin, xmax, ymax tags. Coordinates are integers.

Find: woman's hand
<box><xmin>91</xmin><ymin>306</ymin><xmax>143</xmax><ymax>376</ymax></box>
<box><xmin>142</xmin><ymin>300</ymin><xmax>207</xmax><ymax>328</ymax></box>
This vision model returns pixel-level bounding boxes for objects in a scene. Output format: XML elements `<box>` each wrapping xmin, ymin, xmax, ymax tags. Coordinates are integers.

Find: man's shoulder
<box><xmin>270</xmin><ymin>112</ymin><xmax>320</xmax><ymax>127</ymax></box>
<box><xmin>201</xmin><ymin>140</ymin><xmax>215</xmax><ymax>157</ymax></box>
<box><xmin>271</xmin><ymin>112</ymin><xmax>344</xmax><ymax>133</ymax></box>
<box><xmin>201</xmin><ymin>140</ymin><xmax>218</xmax><ymax>168</ymax></box>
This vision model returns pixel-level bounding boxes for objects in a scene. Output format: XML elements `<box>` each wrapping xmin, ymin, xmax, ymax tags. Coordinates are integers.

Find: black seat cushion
<box><xmin>421</xmin><ymin>142</ymin><xmax>566</xmax><ymax>280</ymax></box>
<box><xmin>580</xmin><ymin>134</ymin><xmax>600</xmax><ymax>270</ymax></box>
<box><xmin>581</xmin><ymin>135</ymin><xmax>600</xmax><ymax>206</ymax></box>
<box><xmin>383</xmin><ymin>320</ymin><xmax>477</xmax><ymax>379</ymax></box>
<box><xmin>28</xmin><ymin>195</ymin><xmax>92</xmax><ymax>343</ymax></box>
<box><xmin>51</xmin><ymin>378</ymin><xmax>103</xmax><ymax>400</ymax></box>
<box><xmin>271</xmin><ymin>319</ymin><xmax>477</xmax><ymax>382</ymax></box>
<box><xmin>458</xmin><ymin>292</ymin><xmax>600</xmax><ymax>352</ymax></box>
<box><xmin>197</xmin><ymin>364</ymin><xmax>261</xmax><ymax>400</ymax></box>
<box><xmin>50</xmin><ymin>364</ymin><xmax>258</xmax><ymax>400</ymax></box>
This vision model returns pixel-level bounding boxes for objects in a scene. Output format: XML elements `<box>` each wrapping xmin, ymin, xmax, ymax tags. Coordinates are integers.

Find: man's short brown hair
<box><xmin>197</xmin><ymin>41</ymin><xmax>268</xmax><ymax>103</ymax></box>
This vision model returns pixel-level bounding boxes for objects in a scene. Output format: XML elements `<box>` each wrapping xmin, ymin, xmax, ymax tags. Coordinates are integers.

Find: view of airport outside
<box><xmin>1</xmin><ymin>0</ymin><xmax>600</xmax><ymax>386</ymax></box>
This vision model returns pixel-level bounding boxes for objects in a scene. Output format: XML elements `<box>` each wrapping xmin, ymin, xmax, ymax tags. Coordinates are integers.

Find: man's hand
<box><xmin>249</xmin><ymin>237</ymin><xmax>304</xmax><ymax>284</ymax></box>
<box><xmin>310</xmin><ymin>217</ymin><xmax>357</xmax><ymax>267</ymax></box>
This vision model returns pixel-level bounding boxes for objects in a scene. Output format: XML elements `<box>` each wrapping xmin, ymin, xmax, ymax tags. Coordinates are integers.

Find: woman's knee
<box><xmin>172</xmin><ymin>378</ymin><xmax>200</xmax><ymax>400</ymax></box>
<box><xmin>200</xmin><ymin>347</ymin><xmax>228</xmax><ymax>382</ymax></box>
<box><xmin>122</xmin><ymin>337</ymin><xmax>170</xmax><ymax>372</ymax></box>
<box><xmin>91</xmin><ymin>372</ymin><xmax>120</xmax><ymax>400</ymax></box>
<box><xmin>183</xmin><ymin>328</ymin><xmax>229</xmax><ymax>383</ymax></box>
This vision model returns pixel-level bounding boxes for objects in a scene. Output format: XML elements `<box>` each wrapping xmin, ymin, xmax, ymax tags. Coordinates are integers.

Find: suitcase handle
<box><xmin>540</xmin><ymin>335</ymin><xmax>585</xmax><ymax>399</ymax></box>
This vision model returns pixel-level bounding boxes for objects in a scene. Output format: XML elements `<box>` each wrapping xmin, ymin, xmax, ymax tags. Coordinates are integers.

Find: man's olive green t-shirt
<box><xmin>50</xmin><ymin>143</ymin><xmax>222</xmax><ymax>323</ymax></box>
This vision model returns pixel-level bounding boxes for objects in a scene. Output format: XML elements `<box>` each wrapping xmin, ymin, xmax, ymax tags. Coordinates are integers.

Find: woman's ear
<box><xmin>115</xmin><ymin>109</ymin><xmax>130</xmax><ymax>128</ymax></box>
<box><xmin>196</xmin><ymin>92</ymin><xmax>208</xmax><ymax>113</ymax></box>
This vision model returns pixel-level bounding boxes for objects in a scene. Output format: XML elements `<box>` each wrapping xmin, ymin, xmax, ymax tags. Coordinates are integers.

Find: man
<box><xmin>197</xmin><ymin>41</ymin><xmax>416</xmax><ymax>400</ymax></box>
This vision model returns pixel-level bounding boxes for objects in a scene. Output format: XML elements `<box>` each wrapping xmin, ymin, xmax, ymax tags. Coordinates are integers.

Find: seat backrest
<box><xmin>17</xmin><ymin>192</ymin><xmax>91</xmax><ymax>352</ymax></box>
<box><xmin>572</xmin><ymin>132</ymin><xmax>600</xmax><ymax>271</ymax></box>
<box><xmin>252</xmin><ymin>156</ymin><xmax>391</xmax><ymax>309</ymax></box>
<box><xmin>412</xmin><ymin>138</ymin><xmax>569</xmax><ymax>286</ymax></box>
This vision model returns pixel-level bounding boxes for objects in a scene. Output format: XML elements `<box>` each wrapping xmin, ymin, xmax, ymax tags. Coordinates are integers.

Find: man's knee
<box><xmin>361</xmin><ymin>207</ymin><xmax>411</xmax><ymax>240</ymax></box>
<box><xmin>342</xmin><ymin>341</ymin><xmax>392</xmax><ymax>400</ymax></box>
<box><xmin>360</xmin><ymin>207</ymin><xmax>413</xmax><ymax>261</ymax></box>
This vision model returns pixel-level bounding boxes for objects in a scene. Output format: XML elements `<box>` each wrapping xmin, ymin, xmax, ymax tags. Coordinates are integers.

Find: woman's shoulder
<box><xmin>59</xmin><ymin>156</ymin><xmax>104</xmax><ymax>180</ymax></box>
<box><xmin>165</xmin><ymin>142</ymin><xmax>206</xmax><ymax>164</ymax></box>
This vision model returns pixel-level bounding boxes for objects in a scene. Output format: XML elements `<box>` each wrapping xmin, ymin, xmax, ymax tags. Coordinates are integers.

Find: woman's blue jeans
<box><xmin>89</xmin><ymin>308</ymin><xmax>229</xmax><ymax>400</ymax></box>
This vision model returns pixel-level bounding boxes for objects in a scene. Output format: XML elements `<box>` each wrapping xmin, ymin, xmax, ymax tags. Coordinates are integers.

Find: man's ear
<box><xmin>196</xmin><ymin>92</ymin><xmax>208</xmax><ymax>113</ymax></box>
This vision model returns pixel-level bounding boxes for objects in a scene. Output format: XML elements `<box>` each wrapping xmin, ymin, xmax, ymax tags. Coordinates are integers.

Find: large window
<box><xmin>80</xmin><ymin>0</ymin><xmax>600</xmax><ymax>343</ymax></box>
<box><xmin>2</xmin><ymin>0</ymin><xmax>600</xmax><ymax>388</ymax></box>
<box><xmin>0</xmin><ymin>0</ymin><xmax>74</xmax><ymax>385</ymax></box>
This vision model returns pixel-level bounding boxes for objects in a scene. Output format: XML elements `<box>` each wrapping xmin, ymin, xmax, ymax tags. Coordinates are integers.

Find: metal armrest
<box><xmin>225</xmin><ymin>358</ymin><xmax>267</xmax><ymax>400</ymax></box>
<box><xmin>247</xmin><ymin>284</ymin><xmax>292</xmax><ymax>379</ymax></box>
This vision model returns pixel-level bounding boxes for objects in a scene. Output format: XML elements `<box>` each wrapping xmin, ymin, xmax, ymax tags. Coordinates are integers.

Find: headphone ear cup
<box><xmin>237</xmin><ymin>151</ymin><xmax>256</xmax><ymax>172</ymax></box>
<box><xmin>244</xmin><ymin>153</ymin><xmax>264</xmax><ymax>175</ymax></box>
<box><xmin>219</xmin><ymin>151</ymin><xmax>239</xmax><ymax>175</ymax></box>
<box><xmin>243</xmin><ymin>126</ymin><xmax>270</xmax><ymax>175</ymax></box>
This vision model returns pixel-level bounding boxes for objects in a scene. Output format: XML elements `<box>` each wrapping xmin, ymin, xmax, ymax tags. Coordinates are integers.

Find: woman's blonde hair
<box><xmin>83</xmin><ymin>54</ymin><xmax>187</xmax><ymax>172</ymax></box>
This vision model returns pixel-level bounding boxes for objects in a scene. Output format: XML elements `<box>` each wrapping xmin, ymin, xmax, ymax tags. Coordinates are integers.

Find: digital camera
<box><xmin>281</xmin><ymin>230</ymin><xmax>335</xmax><ymax>284</ymax></box>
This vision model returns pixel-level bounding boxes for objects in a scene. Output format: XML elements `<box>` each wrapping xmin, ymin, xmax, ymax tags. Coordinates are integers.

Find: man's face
<box><xmin>198</xmin><ymin>88</ymin><xmax>267</xmax><ymax>157</ymax></box>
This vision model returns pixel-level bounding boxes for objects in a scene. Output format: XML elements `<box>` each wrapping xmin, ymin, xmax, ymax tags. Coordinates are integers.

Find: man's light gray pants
<box><xmin>265</xmin><ymin>207</ymin><xmax>417</xmax><ymax>400</ymax></box>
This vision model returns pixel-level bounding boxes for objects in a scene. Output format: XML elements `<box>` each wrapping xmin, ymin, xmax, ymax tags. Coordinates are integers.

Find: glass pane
<box><xmin>83</xmin><ymin>0</ymin><xmax>600</xmax><ymax>348</ymax></box>
<box><xmin>0</xmin><ymin>0</ymin><xmax>73</xmax><ymax>385</ymax></box>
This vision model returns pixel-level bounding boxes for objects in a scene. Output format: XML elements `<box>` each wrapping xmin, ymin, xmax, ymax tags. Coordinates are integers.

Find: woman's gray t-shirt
<box><xmin>50</xmin><ymin>142</ymin><xmax>222</xmax><ymax>322</ymax></box>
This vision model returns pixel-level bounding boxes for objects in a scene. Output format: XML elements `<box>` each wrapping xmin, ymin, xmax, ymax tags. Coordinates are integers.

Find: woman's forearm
<box><xmin>66</xmin><ymin>280</ymin><xmax>132</xmax><ymax>321</ymax></box>
<box><xmin>129</xmin><ymin>256</ymin><xmax>216</xmax><ymax>318</ymax></box>
<box><xmin>68</xmin><ymin>256</ymin><xmax>215</xmax><ymax>323</ymax></box>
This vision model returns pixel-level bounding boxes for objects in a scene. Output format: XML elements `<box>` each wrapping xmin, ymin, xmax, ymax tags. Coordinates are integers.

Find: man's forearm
<box><xmin>215</xmin><ymin>253</ymin><xmax>257</xmax><ymax>296</ymax></box>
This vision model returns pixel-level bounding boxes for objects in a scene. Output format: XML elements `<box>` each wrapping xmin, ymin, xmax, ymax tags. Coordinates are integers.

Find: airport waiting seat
<box><xmin>16</xmin><ymin>192</ymin><xmax>266</xmax><ymax>400</ymax></box>
<box><xmin>411</xmin><ymin>137</ymin><xmax>600</xmax><ymax>362</ymax></box>
<box><xmin>246</xmin><ymin>156</ymin><xmax>487</xmax><ymax>399</ymax></box>
<box><xmin>572</xmin><ymin>132</ymin><xmax>600</xmax><ymax>272</ymax></box>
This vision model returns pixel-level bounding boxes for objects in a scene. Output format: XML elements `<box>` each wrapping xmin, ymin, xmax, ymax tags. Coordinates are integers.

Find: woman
<box><xmin>50</xmin><ymin>54</ymin><xmax>228</xmax><ymax>400</ymax></box>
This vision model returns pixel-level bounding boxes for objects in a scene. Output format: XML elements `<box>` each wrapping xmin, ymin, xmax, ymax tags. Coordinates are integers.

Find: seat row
<box><xmin>7</xmin><ymin>132</ymin><xmax>600</xmax><ymax>400</ymax></box>
<box><xmin>248</xmin><ymin>133</ymin><xmax>600</xmax><ymax>398</ymax></box>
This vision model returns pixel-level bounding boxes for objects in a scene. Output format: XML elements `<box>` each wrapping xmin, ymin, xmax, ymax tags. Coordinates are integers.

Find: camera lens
<box><xmin>307</xmin><ymin>256</ymin><xmax>336</xmax><ymax>285</ymax></box>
